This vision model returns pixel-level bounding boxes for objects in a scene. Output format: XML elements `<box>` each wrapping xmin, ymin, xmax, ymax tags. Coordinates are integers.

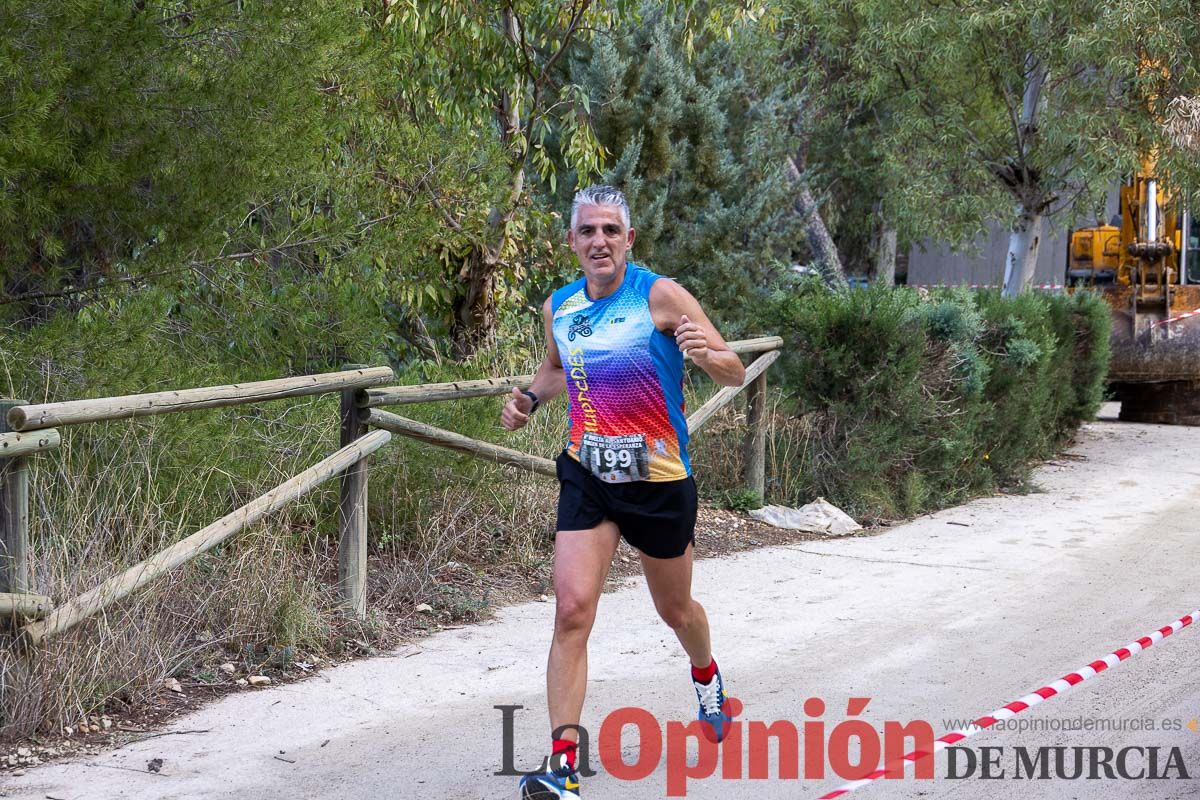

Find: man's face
<box><xmin>568</xmin><ymin>204</ymin><xmax>636</xmax><ymax>285</ymax></box>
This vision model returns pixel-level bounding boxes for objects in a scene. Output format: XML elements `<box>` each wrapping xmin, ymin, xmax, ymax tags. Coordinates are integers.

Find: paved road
<box><xmin>5</xmin><ymin>408</ymin><xmax>1198</xmax><ymax>799</ymax></box>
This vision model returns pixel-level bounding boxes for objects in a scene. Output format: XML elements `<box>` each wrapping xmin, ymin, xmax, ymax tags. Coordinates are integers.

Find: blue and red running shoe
<box><xmin>519</xmin><ymin>762</ymin><xmax>581</xmax><ymax>800</ymax></box>
<box><xmin>694</xmin><ymin>665</ymin><xmax>733</xmax><ymax>742</ymax></box>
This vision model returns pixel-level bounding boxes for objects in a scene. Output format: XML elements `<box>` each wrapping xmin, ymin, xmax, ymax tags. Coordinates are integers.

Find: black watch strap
<box><xmin>521</xmin><ymin>389</ymin><xmax>540</xmax><ymax>413</ymax></box>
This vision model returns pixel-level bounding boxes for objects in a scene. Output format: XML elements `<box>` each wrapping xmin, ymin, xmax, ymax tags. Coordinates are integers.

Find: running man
<box><xmin>501</xmin><ymin>185</ymin><xmax>746</xmax><ymax>799</ymax></box>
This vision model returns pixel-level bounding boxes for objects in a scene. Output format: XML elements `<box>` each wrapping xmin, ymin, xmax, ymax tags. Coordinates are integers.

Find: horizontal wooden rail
<box><xmin>0</xmin><ymin>592</ymin><xmax>51</xmax><ymax>620</ymax></box>
<box><xmin>21</xmin><ymin>429</ymin><xmax>392</xmax><ymax>646</ymax></box>
<box><xmin>687</xmin><ymin>349</ymin><xmax>781</xmax><ymax>435</ymax></box>
<box><xmin>361</xmin><ymin>374</ymin><xmax>536</xmax><ymax>409</ymax></box>
<box><xmin>8</xmin><ymin>367</ymin><xmax>395</xmax><ymax>432</ymax></box>
<box><xmin>0</xmin><ymin>428</ymin><xmax>60</xmax><ymax>459</ymax></box>
<box><xmin>365</xmin><ymin>409</ymin><xmax>556</xmax><ymax>477</ymax></box>
<box><xmin>361</xmin><ymin>338</ymin><xmax>780</xmax><ymax>411</ymax></box>
<box><xmin>726</xmin><ymin>336</ymin><xmax>783</xmax><ymax>354</ymax></box>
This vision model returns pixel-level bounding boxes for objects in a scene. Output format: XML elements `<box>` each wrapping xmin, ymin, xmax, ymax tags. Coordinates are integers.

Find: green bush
<box><xmin>761</xmin><ymin>286</ymin><xmax>1111</xmax><ymax>520</ymax></box>
<box><xmin>717</xmin><ymin>489</ymin><xmax>764</xmax><ymax>513</ymax></box>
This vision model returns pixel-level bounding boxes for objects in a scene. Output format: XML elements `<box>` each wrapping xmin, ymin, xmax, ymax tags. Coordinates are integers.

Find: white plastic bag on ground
<box><xmin>749</xmin><ymin>497</ymin><xmax>862</xmax><ymax>535</ymax></box>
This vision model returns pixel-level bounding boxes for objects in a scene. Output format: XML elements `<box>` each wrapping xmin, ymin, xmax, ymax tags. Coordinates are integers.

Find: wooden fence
<box><xmin>0</xmin><ymin>336</ymin><xmax>781</xmax><ymax>648</ymax></box>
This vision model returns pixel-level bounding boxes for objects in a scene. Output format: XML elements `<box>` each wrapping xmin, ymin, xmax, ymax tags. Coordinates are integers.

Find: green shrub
<box><xmin>759</xmin><ymin>285</ymin><xmax>1110</xmax><ymax>520</ymax></box>
<box><xmin>717</xmin><ymin>489</ymin><xmax>764</xmax><ymax>513</ymax></box>
<box><xmin>1048</xmin><ymin>290</ymin><xmax>1112</xmax><ymax>432</ymax></box>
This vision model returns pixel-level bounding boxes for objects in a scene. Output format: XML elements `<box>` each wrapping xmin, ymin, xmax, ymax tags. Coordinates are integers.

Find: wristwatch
<box><xmin>521</xmin><ymin>389</ymin><xmax>540</xmax><ymax>413</ymax></box>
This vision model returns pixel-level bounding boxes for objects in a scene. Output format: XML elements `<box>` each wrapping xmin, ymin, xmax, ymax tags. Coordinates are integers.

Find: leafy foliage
<box><xmin>0</xmin><ymin>1</ymin><xmax>359</xmax><ymax>313</ymax></box>
<box><xmin>717</xmin><ymin>488</ymin><xmax>765</xmax><ymax>512</ymax></box>
<box><xmin>546</xmin><ymin>4</ymin><xmax>804</xmax><ymax>330</ymax></box>
<box><xmin>761</xmin><ymin>286</ymin><xmax>1111</xmax><ymax>518</ymax></box>
<box><xmin>377</xmin><ymin>1</ymin><xmax>643</xmax><ymax>354</ymax></box>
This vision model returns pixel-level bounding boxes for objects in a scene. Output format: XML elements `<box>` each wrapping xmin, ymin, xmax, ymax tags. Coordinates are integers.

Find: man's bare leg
<box><xmin>547</xmin><ymin>520</ymin><xmax>621</xmax><ymax>742</ymax></box>
<box><xmin>639</xmin><ymin>543</ymin><xmax>712</xmax><ymax>667</ymax></box>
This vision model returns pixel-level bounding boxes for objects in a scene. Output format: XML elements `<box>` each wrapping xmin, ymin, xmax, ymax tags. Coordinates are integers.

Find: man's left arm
<box><xmin>650</xmin><ymin>279</ymin><xmax>746</xmax><ymax>387</ymax></box>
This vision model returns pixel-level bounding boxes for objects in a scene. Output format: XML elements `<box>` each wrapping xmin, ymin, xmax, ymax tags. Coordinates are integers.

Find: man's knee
<box><xmin>555</xmin><ymin>594</ymin><xmax>599</xmax><ymax>635</ymax></box>
<box><xmin>655</xmin><ymin>599</ymin><xmax>695</xmax><ymax>631</ymax></box>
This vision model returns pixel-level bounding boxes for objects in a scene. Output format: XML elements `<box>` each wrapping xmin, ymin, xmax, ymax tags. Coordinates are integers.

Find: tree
<box><xmin>381</xmin><ymin>1</ymin><xmax>633</xmax><ymax>358</ymax></box>
<box><xmin>542</xmin><ymin>5</ymin><xmax>804</xmax><ymax>328</ymax></box>
<box><xmin>722</xmin><ymin>9</ymin><xmax>897</xmax><ymax>288</ymax></box>
<box><xmin>0</xmin><ymin>2</ymin><xmax>358</xmax><ymax>319</ymax></box>
<box><xmin>778</xmin><ymin>0</ymin><xmax>1200</xmax><ymax>294</ymax></box>
<box><xmin>777</xmin><ymin>32</ymin><xmax>908</xmax><ymax>284</ymax></box>
<box><xmin>380</xmin><ymin>2</ymin><xmax>779</xmax><ymax>355</ymax></box>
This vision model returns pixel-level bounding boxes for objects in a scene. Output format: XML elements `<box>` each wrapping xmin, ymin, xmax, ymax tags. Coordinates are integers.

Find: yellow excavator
<box><xmin>1067</xmin><ymin>168</ymin><xmax>1200</xmax><ymax>423</ymax></box>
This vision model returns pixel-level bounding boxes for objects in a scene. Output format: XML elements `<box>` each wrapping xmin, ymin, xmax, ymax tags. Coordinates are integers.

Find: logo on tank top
<box><xmin>567</xmin><ymin>313</ymin><xmax>593</xmax><ymax>341</ymax></box>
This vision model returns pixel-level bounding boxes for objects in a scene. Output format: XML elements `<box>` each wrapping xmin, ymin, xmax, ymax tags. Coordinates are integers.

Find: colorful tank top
<box><xmin>550</xmin><ymin>262</ymin><xmax>690</xmax><ymax>483</ymax></box>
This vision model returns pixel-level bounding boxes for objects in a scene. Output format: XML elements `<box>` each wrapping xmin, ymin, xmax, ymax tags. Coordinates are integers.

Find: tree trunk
<box><xmin>785</xmin><ymin>157</ymin><xmax>847</xmax><ymax>289</ymax></box>
<box><xmin>448</xmin><ymin>162</ymin><xmax>523</xmax><ymax>359</ymax></box>
<box><xmin>999</xmin><ymin>55</ymin><xmax>1048</xmax><ymax>298</ymax></box>
<box><xmin>450</xmin><ymin>249</ymin><xmax>500</xmax><ymax>360</ymax></box>
<box><xmin>873</xmin><ymin>222</ymin><xmax>897</xmax><ymax>286</ymax></box>
<box><xmin>1001</xmin><ymin>205</ymin><xmax>1044</xmax><ymax>297</ymax></box>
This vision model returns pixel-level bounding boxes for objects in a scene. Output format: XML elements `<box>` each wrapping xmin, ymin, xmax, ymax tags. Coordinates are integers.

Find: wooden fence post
<box><xmin>742</xmin><ymin>373</ymin><xmax>767</xmax><ymax>499</ymax></box>
<box><xmin>337</xmin><ymin>368</ymin><xmax>369</xmax><ymax>618</ymax></box>
<box><xmin>0</xmin><ymin>400</ymin><xmax>30</xmax><ymax>595</ymax></box>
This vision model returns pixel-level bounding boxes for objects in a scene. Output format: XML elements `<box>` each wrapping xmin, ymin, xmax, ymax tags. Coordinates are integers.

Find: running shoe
<box><xmin>694</xmin><ymin>665</ymin><xmax>732</xmax><ymax>742</ymax></box>
<box><xmin>519</xmin><ymin>762</ymin><xmax>581</xmax><ymax>800</ymax></box>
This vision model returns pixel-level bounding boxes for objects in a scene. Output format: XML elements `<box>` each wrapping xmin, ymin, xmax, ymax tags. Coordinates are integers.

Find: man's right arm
<box><xmin>500</xmin><ymin>297</ymin><xmax>566</xmax><ymax>431</ymax></box>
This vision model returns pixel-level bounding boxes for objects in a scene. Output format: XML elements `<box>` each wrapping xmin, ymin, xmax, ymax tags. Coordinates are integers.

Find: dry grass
<box><xmin>689</xmin><ymin>390</ymin><xmax>813</xmax><ymax>505</ymax></box>
<box><xmin>0</xmin><ymin>417</ymin><xmax>345</xmax><ymax>739</ymax></box>
<box><xmin>369</xmin><ymin>474</ymin><xmax>559</xmax><ymax>621</ymax></box>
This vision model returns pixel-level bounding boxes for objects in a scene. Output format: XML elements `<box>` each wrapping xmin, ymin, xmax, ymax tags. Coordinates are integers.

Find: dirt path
<box><xmin>4</xmin><ymin>406</ymin><xmax>1198</xmax><ymax>799</ymax></box>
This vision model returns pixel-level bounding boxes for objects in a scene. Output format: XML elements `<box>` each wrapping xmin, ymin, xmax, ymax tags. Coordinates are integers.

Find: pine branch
<box><xmin>0</xmin><ymin>212</ymin><xmax>406</xmax><ymax>307</ymax></box>
<box><xmin>0</xmin><ymin>265</ymin><xmax>200</xmax><ymax>306</ymax></box>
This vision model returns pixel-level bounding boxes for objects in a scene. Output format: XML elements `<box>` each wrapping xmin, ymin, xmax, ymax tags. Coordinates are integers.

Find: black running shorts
<box><xmin>555</xmin><ymin>451</ymin><xmax>697</xmax><ymax>559</ymax></box>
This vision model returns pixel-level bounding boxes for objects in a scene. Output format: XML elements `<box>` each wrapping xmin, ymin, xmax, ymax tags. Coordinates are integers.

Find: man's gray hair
<box><xmin>570</xmin><ymin>185</ymin><xmax>631</xmax><ymax>230</ymax></box>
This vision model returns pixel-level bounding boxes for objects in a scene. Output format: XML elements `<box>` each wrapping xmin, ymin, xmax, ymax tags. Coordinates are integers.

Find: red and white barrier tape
<box><xmin>817</xmin><ymin>607</ymin><xmax>1199</xmax><ymax>799</ymax></box>
<box><xmin>1151</xmin><ymin>307</ymin><xmax>1200</xmax><ymax>328</ymax></box>
<box><xmin>908</xmin><ymin>284</ymin><xmax>1065</xmax><ymax>290</ymax></box>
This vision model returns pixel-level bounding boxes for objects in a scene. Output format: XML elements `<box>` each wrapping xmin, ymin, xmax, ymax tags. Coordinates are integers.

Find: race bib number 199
<box><xmin>579</xmin><ymin>433</ymin><xmax>650</xmax><ymax>483</ymax></box>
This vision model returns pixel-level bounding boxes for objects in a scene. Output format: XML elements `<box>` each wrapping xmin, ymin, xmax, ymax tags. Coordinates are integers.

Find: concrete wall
<box><xmin>906</xmin><ymin>221</ymin><xmax>1069</xmax><ymax>287</ymax></box>
<box><xmin>907</xmin><ymin>191</ymin><xmax>1122</xmax><ymax>288</ymax></box>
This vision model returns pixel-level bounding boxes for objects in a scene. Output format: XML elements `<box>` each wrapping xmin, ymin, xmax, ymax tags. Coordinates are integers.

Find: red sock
<box><xmin>552</xmin><ymin>738</ymin><xmax>577</xmax><ymax>771</ymax></box>
<box><xmin>691</xmin><ymin>657</ymin><xmax>718</xmax><ymax>684</ymax></box>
